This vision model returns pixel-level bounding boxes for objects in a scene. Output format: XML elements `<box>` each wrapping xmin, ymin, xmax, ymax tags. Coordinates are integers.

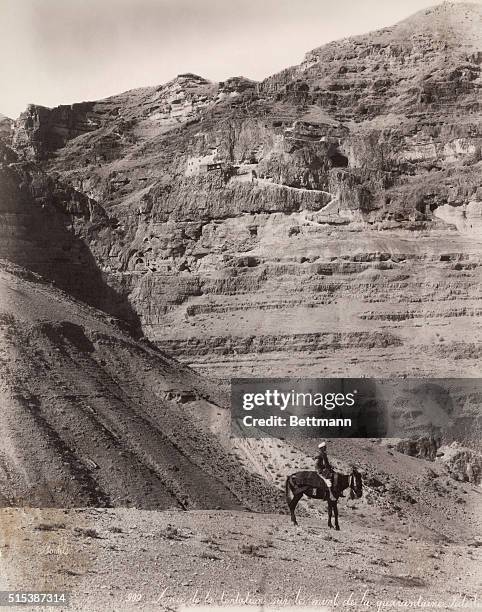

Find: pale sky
<box><xmin>0</xmin><ymin>0</ymin><xmax>470</xmax><ymax>118</ymax></box>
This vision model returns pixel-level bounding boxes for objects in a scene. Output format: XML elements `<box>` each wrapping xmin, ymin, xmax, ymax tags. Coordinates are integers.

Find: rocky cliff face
<box><xmin>436</xmin><ymin>442</ymin><xmax>482</xmax><ymax>484</ymax></box>
<box><xmin>1</xmin><ymin>3</ymin><xmax>481</xmax><ymax>390</ymax></box>
<box><xmin>0</xmin><ymin>165</ymin><xmax>141</xmax><ymax>333</ymax></box>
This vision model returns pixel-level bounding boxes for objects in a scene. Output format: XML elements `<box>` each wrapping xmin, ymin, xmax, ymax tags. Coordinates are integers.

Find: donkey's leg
<box><xmin>327</xmin><ymin>500</ymin><xmax>333</xmax><ymax>529</ymax></box>
<box><xmin>289</xmin><ymin>492</ymin><xmax>303</xmax><ymax>526</ymax></box>
<box><xmin>333</xmin><ymin>501</ymin><xmax>340</xmax><ymax>531</ymax></box>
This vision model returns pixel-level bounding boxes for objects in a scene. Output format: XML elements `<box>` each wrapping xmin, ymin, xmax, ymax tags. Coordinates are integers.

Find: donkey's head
<box><xmin>349</xmin><ymin>467</ymin><xmax>363</xmax><ymax>499</ymax></box>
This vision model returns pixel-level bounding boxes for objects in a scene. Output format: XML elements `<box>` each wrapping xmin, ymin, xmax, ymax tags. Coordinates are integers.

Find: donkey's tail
<box><xmin>285</xmin><ymin>475</ymin><xmax>293</xmax><ymax>505</ymax></box>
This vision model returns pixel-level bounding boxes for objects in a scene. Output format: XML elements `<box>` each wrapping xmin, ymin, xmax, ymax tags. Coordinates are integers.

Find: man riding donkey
<box><xmin>286</xmin><ymin>441</ymin><xmax>362</xmax><ymax>528</ymax></box>
<box><xmin>315</xmin><ymin>441</ymin><xmax>342</xmax><ymax>502</ymax></box>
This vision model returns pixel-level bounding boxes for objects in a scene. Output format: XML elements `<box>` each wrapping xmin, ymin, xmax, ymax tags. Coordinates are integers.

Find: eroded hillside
<box><xmin>0</xmin><ymin>261</ymin><xmax>282</xmax><ymax>510</ymax></box>
<box><xmin>1</xmin><ymin>4</ymin><xmax>481</xmax><ymax>381</ymax></box>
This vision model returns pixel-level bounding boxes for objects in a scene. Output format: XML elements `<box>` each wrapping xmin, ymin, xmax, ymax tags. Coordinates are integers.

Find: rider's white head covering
<box><xmin>318</xmin><ymin>441</ymin><xmax>326</xmax><ymax>449</ymax></box>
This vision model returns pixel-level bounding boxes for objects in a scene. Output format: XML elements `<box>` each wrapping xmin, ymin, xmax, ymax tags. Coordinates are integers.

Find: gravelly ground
<box><xmin>0</xmin><ymin>507</ymin><xmax>480</xmax><ymax>612</ymax></box>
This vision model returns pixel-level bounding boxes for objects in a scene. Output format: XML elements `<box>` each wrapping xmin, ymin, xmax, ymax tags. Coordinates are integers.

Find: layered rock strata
<box><xmin>0</xmin><ymin>3</ymin><xmax>481</xmax><ymax>383</ymax></box>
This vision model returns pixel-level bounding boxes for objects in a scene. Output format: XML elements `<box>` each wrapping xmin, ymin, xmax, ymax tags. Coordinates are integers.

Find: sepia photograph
<box><xmin>0</xmin><ymin>1</ymin><xmax>481</xmax><ymax>610</ymax></box>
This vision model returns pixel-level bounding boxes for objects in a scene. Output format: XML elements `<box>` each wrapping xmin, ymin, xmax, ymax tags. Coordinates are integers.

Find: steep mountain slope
<box><xmin>0</xmin><ymin>163</ymin><xmax>142</xmax><ymax>333</ymax></box>
<box><xmin>1</xmin><ymin>259</ymin><xmax>479</xmax><ymax>517</ymax></box>
<box><xmin>0</xmin><ymin>260</ymin><xmax>282</xmax><ymax>510</ymax></box>
<box><xmin>1</xmin><ymin>4</ymin><xmax>481</xmax><ymax>381</ymax></box>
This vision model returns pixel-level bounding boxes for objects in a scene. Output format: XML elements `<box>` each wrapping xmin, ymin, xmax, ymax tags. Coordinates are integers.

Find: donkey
<box><xmin>285</xmin><ymin>468</ymin><xmax>362</xmax><ymax>530</ymax></box>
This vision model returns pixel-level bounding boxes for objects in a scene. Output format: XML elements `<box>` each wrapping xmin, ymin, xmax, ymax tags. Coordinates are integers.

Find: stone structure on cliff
<box><xmin>0</xmin><ymin>2</ymin><xmax>481</xmax><ymax>392</ymax></box>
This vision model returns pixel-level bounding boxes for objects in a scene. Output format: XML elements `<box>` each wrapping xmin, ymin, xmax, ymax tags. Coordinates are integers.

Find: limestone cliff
<box><xmin>1</xmin><ymin>3</ymin><xmax>481</xmax><ymax>391</ymax></box>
